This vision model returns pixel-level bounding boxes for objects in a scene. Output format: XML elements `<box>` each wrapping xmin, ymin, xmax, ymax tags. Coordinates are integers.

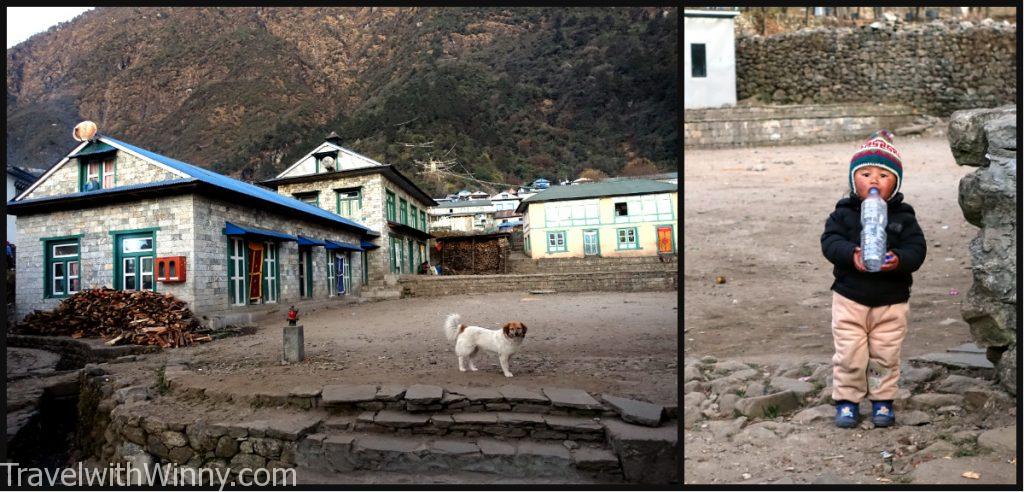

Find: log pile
<box><xmin>439</xmin><ymin>235</ymin><xmax>510</xmax><ymax>274</ymax></box>
<box><xmin>16</xmin><ymin>288</ymin><xmax>210</xmax><ymax>348</ymax></box>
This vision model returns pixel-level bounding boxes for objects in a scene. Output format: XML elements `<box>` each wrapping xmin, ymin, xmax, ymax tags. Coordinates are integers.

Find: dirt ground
<box><xmin>683</xmin><ymin>134</ymin><xmax>976</xmax><ymax>364</ymax></box>
<box><xmin>131</xmin><ymin>291</ymin><xmax>678</xmax><ymax>406</ymax></box>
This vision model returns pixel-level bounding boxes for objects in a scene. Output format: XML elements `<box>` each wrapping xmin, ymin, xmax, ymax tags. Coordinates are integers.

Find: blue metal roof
<box><xmin>8</xmin><ymin>178</ymin><xmax>198</xmax><ymax>207</ymax></box>
<box><xmin>360</xmin><ymin>239</ymin><xmax>380</xmax><ymax>250</ymax></box>
<box><xmin>100</xmin><ymin>135</ymin><xmax>374</xmax><ymax>235</ymax></box>
<box><xmin>325</xmin><ymin>239</ymin><xmax>363</xmax><ymax>251</ymax></box>
<box><xmin>297</xmin><ymin>235</ymin><xmax>326</xmax><ymax>247</ymax></box>
<box><xmin>224</xmin><ymin>221</ymin><xmax>297</xmax><ymax>242</ymax></box>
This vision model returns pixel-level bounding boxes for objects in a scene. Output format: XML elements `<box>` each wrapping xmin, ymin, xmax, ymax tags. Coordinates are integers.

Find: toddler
<box><xmin>820</xmin><ymin>130</ymin><xmax>927</xmax><ymax>428</ymax></box>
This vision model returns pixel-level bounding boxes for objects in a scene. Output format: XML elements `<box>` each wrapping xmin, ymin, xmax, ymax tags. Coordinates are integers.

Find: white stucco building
<box><xmin>683</xmin><ymin>9</ymin><xmax>740</xmax><ymax>109</ymax></box>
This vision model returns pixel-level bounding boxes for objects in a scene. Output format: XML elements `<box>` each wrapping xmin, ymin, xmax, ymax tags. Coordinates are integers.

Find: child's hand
<box><xmin>880</xmin><ymin>251</ymin><xmax>900</xmax><ymax>271</ymax></box>
<box><xmin>853</xmin><ymin>247</ymin><xmax>868</xmax><ymax>272</ymax></box>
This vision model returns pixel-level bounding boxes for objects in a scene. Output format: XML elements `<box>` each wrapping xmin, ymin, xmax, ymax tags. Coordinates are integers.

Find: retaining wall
<box><xmin>397</xmin><ymin>270</ymin><xmax>678</xmax><ymax>297</ymax></box>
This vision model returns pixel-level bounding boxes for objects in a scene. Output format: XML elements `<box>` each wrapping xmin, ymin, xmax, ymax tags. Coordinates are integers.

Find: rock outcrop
<box><xmin>948</xmin><ymin>105</ymin><xmax>1017</xmax><ymax>395</ymax></box>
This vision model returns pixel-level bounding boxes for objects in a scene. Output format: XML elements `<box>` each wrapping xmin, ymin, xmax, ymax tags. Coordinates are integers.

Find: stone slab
<box><xmin>544</xmin><ymin>415</ymin><xmax>603</xmax><ymax>433</ymax></box>
<box><xmin>947</xmin><ymin>342</ymin><xmax>986</xmax><ymax>354</ymax></box>
<box><xmin>542</xmin><ymin>387</ymin><xmax>603</xmax><ymax>411</ymax></box>
<box><xmin>497</xmin><ymin>412</ymin><xmax>546</xmax><ymax>425</ymax></box>
<box><xmin>321</xmin><ymin>384</ymin><xmax>379</xmax><ymax>405</ymax></box>
<box><xmin>572</xmin><ymin>446</ymin><xmax>619</xmax><ymax>470</ymax></box>
<box><xmin>516</xmin><ymin>441</ymin><xmax>572</xmax><ymax>461</ymax></box>
<box><xmin>404</xmin><ymin>384</ymin><xmax>444</xmax><ymax>404</ymax></box>
<box><xmin>264</xmin><ymin>415</ymin><xmax>323</xmax><ymax>441</ymax></box>
<box><xmin>910</xmin><ymin>352</ymin><xmax>994</xmax><ymax>369</ymax></box>
<box><xmin>447</xmin><ymin>386</ymin><xmax>504</xmax><ymax>403</ymax></box>
<box><xmin>373</xmin><ymin>410</ymin><xmax>430</xmax><ymax>428</ymax></box>
<box><xmin>977</xmin><ymin>426</ymin><xmax>1016</xmax><ymax>456</ymax></box>
<box><xmin>355</xmin><ymin>434</ymin><xmax>422</xmax><ymax>454</ymax></box>
<box><xmin>600</xmin><ymin>394</ymin><xmax>664</xmax><ymax>427</ymax></box>
<box><xmin>477</xmin><ymin>438</ymin><xmax>516</xmax><ymax>457</ymax></box>
<box><xmin>375</xmin><ymin>385</ymin><xmax>405</xmax><ymax>401</ymax></box>
<box><xmin>497</xmin><ymin>385</ymin><xmax>550</xmax><ymax>404</ymax></box>
<box><xmin>451</xmin><ymin>412</ymin><xmax>498</xmax><ymax>425</ymax></box>
<box><xmin>602</xmin><ymin>419</ymin><xmax>678</xmax><ymax>484</ymax></box>
<box><xmin>429</xmin><ymin>439</ymin><xmax>480</xmax><ymax>455</ymax></box>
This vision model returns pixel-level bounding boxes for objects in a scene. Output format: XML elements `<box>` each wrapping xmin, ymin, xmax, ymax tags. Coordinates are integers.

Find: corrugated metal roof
<box><xmin>437</xmin><ymin>199</ymin><xmax>492</xmax><ymax>209</ymax></box>
<box><xmin>224</xmin><ymin>221</ymin><xmax>298</xmax><ymax>241</ymax></box>
<box><xmin>325</xmin><ymin>239</ymin><xmax>362</xmax><ymax>251</ymax></box>
<box><xmin>519</xmin><ymin>179</ymin><xmax>677</xmax><ymax>205</ymax></box>
<box><xmin>100</xmin><ymin>136</ymin><xmax>374</xmax><ymax>235</ymax></box>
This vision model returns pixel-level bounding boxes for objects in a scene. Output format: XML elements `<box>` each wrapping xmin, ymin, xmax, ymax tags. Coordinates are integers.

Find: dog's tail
<box><xmin>444</xmin><ymin>313</ymin><xmax>462</xmax><ymax>342</ymax></box>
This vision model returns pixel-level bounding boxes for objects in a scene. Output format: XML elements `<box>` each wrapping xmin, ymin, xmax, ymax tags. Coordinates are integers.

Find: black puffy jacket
<box><xmin>821</xmin><ymin>192</ymin><xmax>927</xmax><ymax>307</ymax></box>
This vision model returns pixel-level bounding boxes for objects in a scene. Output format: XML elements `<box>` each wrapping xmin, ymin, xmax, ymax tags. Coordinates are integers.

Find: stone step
<box><xmin>321</xmin><ymin>409</ymin><xmax>608</xmax><ymax>443</ymax></box>
<box><xmin>295</xmin><ymin>431</ymin><xmax>623</xmax><ymax>481</ymax></box>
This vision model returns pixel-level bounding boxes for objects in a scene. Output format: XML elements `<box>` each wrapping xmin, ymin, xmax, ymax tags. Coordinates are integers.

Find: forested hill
<box><xmin>7</xmin><ymin>7</ymin><xmax>677</xmax><ymax>195</ymax></box>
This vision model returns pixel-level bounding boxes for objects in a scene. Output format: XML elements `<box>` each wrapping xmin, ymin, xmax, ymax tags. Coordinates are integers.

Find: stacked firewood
<box><xmin>440</xmin><ymin>237</ymin><xmax>509</xmax><ymax>274</ymax></box>
<box><xmin>17</xmin><ymin>288</ymin><xmax>211</xmax><ymax>348</ymax></box>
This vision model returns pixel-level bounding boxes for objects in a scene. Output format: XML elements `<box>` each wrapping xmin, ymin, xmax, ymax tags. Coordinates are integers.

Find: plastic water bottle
<box><xmin>861</xmin><ymin>187</ymin><xmax>887</xmax><ymax>272</ymax></box>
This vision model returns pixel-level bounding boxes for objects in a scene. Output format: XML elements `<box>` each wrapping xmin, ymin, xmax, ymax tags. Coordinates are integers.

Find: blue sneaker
<box><xmin>835</xmin><ymin>400</ymin><xmax>859</xmax><ymax>428</ymax></box>
<box><xmin>872</xmin><ymin>400</ymin><xmax>895</xmax><ymax>427</ymax></box>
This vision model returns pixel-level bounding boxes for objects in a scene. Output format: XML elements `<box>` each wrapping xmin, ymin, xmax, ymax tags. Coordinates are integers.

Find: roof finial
<box><xmin>325</xmin><ymin>131</ymin><xmax>342</xmax><ymax>146</ymax></box>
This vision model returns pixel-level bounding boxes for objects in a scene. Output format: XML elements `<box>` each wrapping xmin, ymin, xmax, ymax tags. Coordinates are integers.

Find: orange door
<box><xmin>657</xmin><ymin>226</ymin><xmax>674</xmax><ymax>254</ymax></box>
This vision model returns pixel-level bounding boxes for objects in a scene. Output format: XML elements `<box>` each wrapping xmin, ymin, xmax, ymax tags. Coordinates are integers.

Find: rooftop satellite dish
<box><xmin>73</xmin><ymin>121</ymin><xmax>98</xmax><ymax>142</ymax></box>
<box><xmin>321</xmin><ymin>155</ymin><xmax>336</xmax><ymax>171</ymax></box>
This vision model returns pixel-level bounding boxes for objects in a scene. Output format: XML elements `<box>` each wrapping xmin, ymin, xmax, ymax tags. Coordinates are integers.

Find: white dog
<box><xmin>443</xmin><ymin>313</ymin><xmax>527</xmax><ymax>378</ymax></box>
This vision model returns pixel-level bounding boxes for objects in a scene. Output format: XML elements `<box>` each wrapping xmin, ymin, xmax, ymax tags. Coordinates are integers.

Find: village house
<box><xmin>516</xmin><ymin>179</ymin><xmax>677</xmax><ymax>258</ymax></box>
<box><xmin>7</xmin><ymin>166</ymin><xmax>40</xmax><ymax>245</ymax></box>
<box><xmin>6</xmin><ymin>130</ymin><xmax>378</xmax><ymax>323</ymax></box>
<box><xmin>428</xmin><ymin>199</ymin><xmax>495</xmax><ymax>233</ymax></box>
<box><xmin>258</xmin><ymin>133</ymin><xmax>436</xmax><ymax>287</ymax></box>
<box><xmin>684</xmin><ymin>9</ymin><xmax>740</xmax><ymax>108</ymax></box>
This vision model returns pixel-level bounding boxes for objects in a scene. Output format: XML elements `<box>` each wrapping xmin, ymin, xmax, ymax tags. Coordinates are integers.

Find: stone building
<box><xmin>429</xmin><ymin>199</ymin><xmax>496</xmax><ymax>233</ymax></box>
<box><xmin>259</xmin><ymin>133</ymin><xmax>435</xmax><ymax>291</ymax></box>
<box><xmin>517</xmin><ymin>180</ymin><xmax>677</xmax><ymax>259</ymax></box>
<box><xmin>7</xmin><ymin>134</ymin><xmax>378</xmax><ymax>323</ymax></box>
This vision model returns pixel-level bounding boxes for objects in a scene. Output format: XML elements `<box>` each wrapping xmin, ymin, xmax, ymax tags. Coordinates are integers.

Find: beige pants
<box><xmin>831</xmin><ymin>292</ymin><xmax>909</xmax><ymax>402</ymax></box>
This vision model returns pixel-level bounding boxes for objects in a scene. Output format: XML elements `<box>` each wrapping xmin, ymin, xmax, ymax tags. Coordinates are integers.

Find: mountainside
<box><xmin>6</xmin><ymin>7</ymin><xmax>678</xmax><ymax>195</ymax></box>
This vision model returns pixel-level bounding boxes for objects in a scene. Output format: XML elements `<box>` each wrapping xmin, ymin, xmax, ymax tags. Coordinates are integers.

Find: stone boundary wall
<box><xmin>507</xmin><ymin>255</ymin><xmax>677</xmax><ymax>274</ymax></box>
<box><xmin>397</xmin><ymin>270</ymin><xmax>678</xmax><ymax>297</ymax></box>
<box><xmin>684</xmin><ymin>104</ymin><xmax>916</xmax><ymax>148</ymax></box>
<box><xmin>7</xmin><ymin>334</ymin><xmax>157</xmax><ymax>370</ymax></box>
<box><xmin>736</xmin><ymin>21</ymin><xmax>1017</xmax><ymax>116</ymax></box>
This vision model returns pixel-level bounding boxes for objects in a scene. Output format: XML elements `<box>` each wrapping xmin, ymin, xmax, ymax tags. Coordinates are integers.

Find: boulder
<box><xmin>909</xmin><ymin>393</ymin><xmax>964</xmax><ymax>409</ymax></box>
<box><xmin>683</xmin><ymin>365</ymin><xmax>702</xmax><ymax>383</ymax></box>
<box><xmin>707</xmin><ymin>417</ymin><xmax>746</xmax><ymax>440</ymax></box>
<box><xmin>733</xmin><ymin>391</ymin><xmax>801</xmax><ymax>418</ymax></box>
<box><xmin>949</xmin><ymin>105</ymin><xmax>1018</xmax><ymax>396</ymax></box>
<box><xmin>745</xmin><ymin>382</ymin><xmax>765</xmax><ymax>397</ymax></box>
<box><xmin>792</xmin><ymin>404</ymin><xmax>833</xmax><ymax>425</ymax></box>
<box><xmin>897</xmin><ymin>364</ymin><xmax>936</xmax><ymax>388</ymax></box>
<box><xmin>896</xmin><ymin>410</ymin><xmax>931</xmax><ymax>426</ymax></box>
<box><xmin>710</xmin><ymin>360</ymin><xmax>751</xmax><ymax>375</ymax></box>
<box><xmin>717</xmin><ymin>393</ymin><xmax>740</xmax><ymax>417</ymax></box>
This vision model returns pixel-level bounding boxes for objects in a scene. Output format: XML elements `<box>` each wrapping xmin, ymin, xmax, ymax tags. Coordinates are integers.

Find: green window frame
<box><xmin>262</xmin><ymin>241</ymin><xmax>280</xmax><ymax>303</ymax></box>
<box><xmin>336</xmin><ymin>188</ymin><xmax>362</xmax><ymax>218</ymax></box>
<box><xmin>386</xmin><ymin>190</ymin><xmax>396</xmax><ymax>222</ymax></box>
<box><xmin>410</xmin><ymin>205</ymin><xmax>419</xmax><ymax>229</ymax></box>
<box><xmin>420</xmin><ymin>211</ymin><xmax>427</xmax><ymax>231</ymax></box>
<box><xmin>546</xmin><ymin>231</ymin><xmax>567</xmax><ymax>253</ymax></box>
<box><xmin>79</xmin><ymin>157</ymin><xmax>117</xmax><ymax>191</ymax></box>
<box><xmin>293</xmin><ymin>191</ymin><xmax>320</xmax><ymax>207</ymax></box>
<box><xmin>400</xmin><ymin>198</ymin><xmax>408</xmax><ymax>224</ymax></box>
<box><xmin>112</xmin><ymin>229</ymin><xmax>158</xmax><ymax>292</ymax></box>
<box><xmin>616</xmin><ymin>227</ymin><xmax>640</xmax><ymax>250</ymax></box>
<box><xmin>298</xmin><ymin>247</ymin><xmax>314</xmax><ymax>298</ymax></box>
<box><xmin>227</xmin><ymin>237</ymin><xmax>248</xmax><ymax>305</ymax></box>
<box><xmin>43</xmin><ymin>236</ymin><xmax>82</xmax><ymax>298</ymax></box>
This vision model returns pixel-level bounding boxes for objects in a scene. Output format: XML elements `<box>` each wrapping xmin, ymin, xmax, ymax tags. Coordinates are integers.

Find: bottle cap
<box><xmin>869</xmin><ymin>187</ymin><xmax>879</xmax><ymax>195</ymax></box>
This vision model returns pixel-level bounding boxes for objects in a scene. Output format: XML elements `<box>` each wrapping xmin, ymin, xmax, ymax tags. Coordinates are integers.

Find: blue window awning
<box><xmin>297</xmin><ymin>235</ymin><xmax>326</xmax><ymax>247</ymax></box>
<box><xmin>223</xmin><ymin>222</ymin><xmax>297</xmax><ymax>242</ymax></box>
<box><xmin>325</xmin><ymin>239</ymin><xmax>363</xmax><ymax>251</ymax></box>
<box><xmin>360</xmin><ymin>239</ymin><xmax>380</xmax><ymax>250</ymax></box>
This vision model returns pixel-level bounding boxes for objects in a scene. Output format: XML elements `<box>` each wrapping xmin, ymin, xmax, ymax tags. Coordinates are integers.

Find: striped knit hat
<box><xmin>849</xmin><ymin>129</ymin><xmax>902</xmax><ymax>196</ymax></box>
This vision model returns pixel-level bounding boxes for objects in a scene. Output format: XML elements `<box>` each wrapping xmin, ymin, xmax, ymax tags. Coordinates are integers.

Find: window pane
<box><xmin>691</xmin><ymin>43</ymin><xmax>707</xmax><ymax>78</ymax></box>
<box><xmin>103</xmin><ymin>174</ymin><xmax>115</xmax><ymax>188</ymax></box>
<box><xmin>53</xmin><ymin>277</ymin><xmax>63</xmax><ymax>295</ymax></box>
<box><xmin>141</xmin><ymin>257</ymin><xmax>154</xmax><ymax>275</ymax></box>
<box><xmin>54</xmin><ymin>262</ymin><xmax>65</xmax><ymax>277</ymax></box>
<box><xmin>124</xmin><ymin>259</ymin><xmax>136</xmax><ymax>274</ymax></box>
<box><xmin>125</xmin><ymin>274</ymin><xmax>136</xmax><ymax>290</ymax></box>
<box><xmin>69</xmin><ymin>277</ymin><xmax>80</xmax><ymax>293</ymax></box>
<box><xmin>615</xmin><ymin>202</ymin><xmax>628</xmax><ymax>216</ymax></box>
<box><xmin>88</xmin><ymin>163</ymin><xmax>100</xmax><ymax>177</ymax></box>
<box><xmin>142</xmin><ymin>274</ymin><xmax>153</xmax><ymax>291</ymax></box>
<box><xmin>68</xmin><ymin>261</ymin><xmax>79</xmax><ymax>276</ymax></box>
<box><xmin>123</xmin><ymin>238</ymin><xmax>153</xmax><ymax>253</ymax></box>
<box><xmin>53</xmin><ymin>243</ymin><xmax>78</xmax><ymax>257</ymax></box>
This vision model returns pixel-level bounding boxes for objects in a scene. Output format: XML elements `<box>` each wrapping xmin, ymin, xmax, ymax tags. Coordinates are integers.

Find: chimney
<box><xmin>325</xmin><ymin>131</ymin><xmax>342</xmax><ymax>146</ymax></box>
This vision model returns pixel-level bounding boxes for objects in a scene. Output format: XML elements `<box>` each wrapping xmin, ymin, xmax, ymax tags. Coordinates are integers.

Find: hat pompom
<box><xmin>869</xmin><ymin>129</ymin><xmax>895</xmax><ymax>145</ymax></box>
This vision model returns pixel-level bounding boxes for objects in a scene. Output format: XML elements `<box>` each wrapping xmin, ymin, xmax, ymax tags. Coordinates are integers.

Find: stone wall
<box><xmin>508</xmin><ymin>255</ymin><xmax>676</xmax><ymax>274</ymax></box>
<box><xmin>7</xmin><ymin>335</ymin><xmax>157</xmax><ymax>370</ymax></box>
<box><xmin>14</xmin><ymin>194</ymin><xmax>195</xmax><ymax>320</ymax></box>
<box><xmin>25</xmin><ymin>151</ymin><xmax>179</xmax><ymax>200</ymax></box>
<box><xmin>398</xmin><ymin>270</ymin><xmax>678</xmax><ymax>297</ymax></box>
<box><xmin>947</xmin><ymin>105</ymin><xmax>1017</xmax><ymax>395</ymax></box>
<box><xmin>736</xmin><ymin>20</ymin><xmax>1017</xmax><ymax>116</ymax></box>
<box><xmin>684</xmin><ymin>104</ymin><xmax>916</xmax><ymax>148</ymax></box>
